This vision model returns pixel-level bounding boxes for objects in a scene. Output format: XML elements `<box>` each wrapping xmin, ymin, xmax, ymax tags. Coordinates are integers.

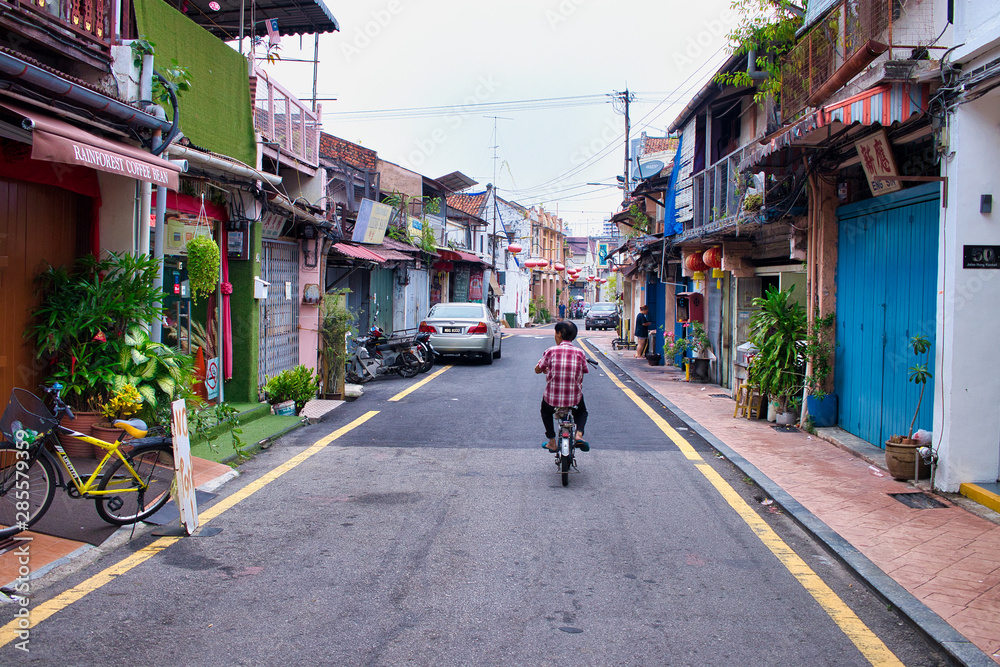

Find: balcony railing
<box><xmin>253</xmin><ymin>66</ymin><xmax>320</xmax><ymax>167</ymax></box>
<box><xmin>781</xmin><ymin>0</ymin><xmax>898</xmax><ymax>117</ymax></box>
<box><xmin>691</xmin><ymin>143</ymin><xmax>757</xmax><ymax>230</ymax></box>
<box><xmin>2</xmin><ymin>0</ymin><xmax>111</xmax><ymax>55</ymax></box>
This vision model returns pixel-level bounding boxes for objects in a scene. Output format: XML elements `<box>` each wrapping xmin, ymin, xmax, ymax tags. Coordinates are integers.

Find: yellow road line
<box><xmin>585</xmin><ymin>348</ymin><xmax>702</xmax><ymax>461</ymax></box>
<box><xmin>695</xmin><ymin>463</ymin><xmax>902</xmax><ymax>666</ymax></box>
<box><xmin>0</xmin><ymin>410</ymin><xmax>379</xmax><ymax>649</ymax></box>
<box><xmin>592</xmin><ymin>343</ymin><xmax>901</xmax><ymax>666</ymax></box>
<box><xmin>388</xmin><ymin>365</ymin><xmax>452</xmax><ymax>402</ymax></box>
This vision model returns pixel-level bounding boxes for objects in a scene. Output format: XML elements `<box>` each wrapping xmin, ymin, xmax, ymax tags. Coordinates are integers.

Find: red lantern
<box><xmin>507</xmin><ymin>243</ymin><xmax>522</xmax><ymax>255</ymax></box>
<box><xmin>610</xmin><ymin>265</ymin><xmax>619</xmax><ymax>272</ymax></box>
<box><xmin>587</xmin><ymin>276</ymin><xmax>595</xmax><ymax>282</ymax></box>
<box><xmin>535</xmin><ymin>258</ymin><xmax>549</xmax><ymax>269</ymax></box>
<box><xmin>702</xmin><ymin>246</ymin><xmax>723</xmax><ymax>269</ymax></box>
<box><xmin>554</xmin><ymin>262</ymin><xmax>565</xmax><ymax>272</ymax></box>
<box><xmin>523</xmin><ymin>258</ymin><xmax>538</xmax><ymax>268</ymax></box>
<box><xmin>685</xmin><ymin>252</ymin><xmax>709</xmax><ymax>273</ymax></box>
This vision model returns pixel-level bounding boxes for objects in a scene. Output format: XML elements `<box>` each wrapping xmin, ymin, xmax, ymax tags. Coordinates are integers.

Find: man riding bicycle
<box><xmin>535</xmin><ymin>321</ymin><xmax>589</xmax><ymax>453</ymax></box>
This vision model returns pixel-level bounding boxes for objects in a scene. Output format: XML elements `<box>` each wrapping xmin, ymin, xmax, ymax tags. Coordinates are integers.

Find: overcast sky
<box><xmin>256</xmin><ymin>0</ymin><xmax>739</xmax><ymax>236</ymax></box>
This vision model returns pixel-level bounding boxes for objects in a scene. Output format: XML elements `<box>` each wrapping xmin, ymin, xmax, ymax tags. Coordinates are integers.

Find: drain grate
<box><xmin>709</xmin><ymin>394</ymin><xmax>733</xmax><ymax>399</ymax></box>
<box><xmin>890</xmin><ymin>492</ymin><xmax>947</xmax><ymax>509</ymax></box>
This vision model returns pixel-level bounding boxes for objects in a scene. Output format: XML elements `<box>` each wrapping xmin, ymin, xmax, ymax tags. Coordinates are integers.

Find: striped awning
<box><xmin>741</xmin><ymin>83</ymin><xmax>929</xmax><ymax>172</ymax></box>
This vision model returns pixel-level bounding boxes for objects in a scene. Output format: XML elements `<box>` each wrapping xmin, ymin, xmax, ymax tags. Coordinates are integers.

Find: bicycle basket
<box><xmin>1</xmin><ymin>389</ymin><xmax>59</xmax><ymax>443</ymax></box>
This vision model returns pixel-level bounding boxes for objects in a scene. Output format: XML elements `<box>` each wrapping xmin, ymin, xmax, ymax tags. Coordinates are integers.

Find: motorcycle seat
<box><xmin>376</xmin><ymin>341</ymin><xmax>409</xmax><ymax>352</ymax></box>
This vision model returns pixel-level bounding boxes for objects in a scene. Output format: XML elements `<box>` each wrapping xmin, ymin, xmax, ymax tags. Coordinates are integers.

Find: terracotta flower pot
<box><xmin>58</xmin><ymin>411</ymin><xmax>101</xmax><ymax>458</ymax></box>
<box><xmin>885</xmin><ymin>439</ymin><xmax>931</xmax><ymax>480</ymax></box>
<box><xmin>90</xmin><ymin>423</ymin><xmax>124</xmax><ymax>458</ymax></box>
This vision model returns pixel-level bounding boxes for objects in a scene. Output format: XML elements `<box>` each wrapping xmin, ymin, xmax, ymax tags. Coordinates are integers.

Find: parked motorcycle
<box><xmin>345</xmin><ymin>327</ymin><xmax>424</xmax><ymax>383</ymax></box>
<box><xmin>413</xmin><ymin>331</ymin><xmax>435</xmax><ymax>373</ymax></box>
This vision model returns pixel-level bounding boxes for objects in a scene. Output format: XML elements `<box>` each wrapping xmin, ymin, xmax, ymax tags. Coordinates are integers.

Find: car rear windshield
<box><xmin>428</xmin><ymin>305</ymin><xmax>485</xmax><ymax>318</ymax></box>
<box><xmin>591</xmin><ymin>304</ymin><xmax>616</xmax><ymax>313</ymax></box>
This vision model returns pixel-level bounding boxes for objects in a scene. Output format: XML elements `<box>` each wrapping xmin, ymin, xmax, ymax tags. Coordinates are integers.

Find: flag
<box><xmin>266</xmin><ymin>18</ymin><xmax>280</xmax><ymax>46</ymax></box>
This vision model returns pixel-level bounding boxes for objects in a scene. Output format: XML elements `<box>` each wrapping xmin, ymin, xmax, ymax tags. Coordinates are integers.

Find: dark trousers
<box><xmin>541</xmin><ymin>397</ymin><xmax>588</xmax><ymax>439</ymax></box>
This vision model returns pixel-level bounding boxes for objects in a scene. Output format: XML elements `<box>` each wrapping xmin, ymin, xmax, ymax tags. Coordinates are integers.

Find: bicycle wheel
<box><xmin>560</xmin><ymin>454</ymin><xmax>571</xmax><ymax>487</ymax></box>
<box><xmin>95</xmin><ymin>444</ymin><xmax>175</xmax><ymax>525</ymax></box>
<box><xmin>0</xmin><ymin>444</ymin><xmax>57</xmax><ymax>539</ymax></box>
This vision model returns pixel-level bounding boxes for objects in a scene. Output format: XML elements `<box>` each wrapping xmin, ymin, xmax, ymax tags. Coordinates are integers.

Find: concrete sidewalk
<box><xmin>579</xmin><ymin>331</ymin><xmax>1000</xmax><ymax>666</ymax></box>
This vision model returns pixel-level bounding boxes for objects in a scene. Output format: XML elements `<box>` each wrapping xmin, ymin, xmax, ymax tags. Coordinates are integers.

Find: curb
<box><xmin>587</xmin><ymin>340</ymin><xmax>995</xmax><ymax>667</ymax></box>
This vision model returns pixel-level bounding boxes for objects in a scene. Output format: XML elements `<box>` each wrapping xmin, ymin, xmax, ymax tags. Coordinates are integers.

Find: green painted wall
<box><xmin>225</xmin><ymin>223</ymin><xmax>262</xmax><ymax>402</ymax></box>
<box><xmin>133</xmin><ymin>0</ymin><xmax>256</xmax><ymax>166</ymax></box>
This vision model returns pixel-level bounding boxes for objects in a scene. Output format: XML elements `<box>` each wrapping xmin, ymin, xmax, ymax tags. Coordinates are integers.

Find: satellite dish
<box><xmin>633</xmin><ymin>160</ymin><xmax>665</xmax><ymax>180</ymax></box>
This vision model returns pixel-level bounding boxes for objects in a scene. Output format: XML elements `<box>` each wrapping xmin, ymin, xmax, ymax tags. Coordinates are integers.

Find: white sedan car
<box><xmin>418</xmin><ymin>302</ymin><xmax>503</xmax><ymax>364</ymax></box>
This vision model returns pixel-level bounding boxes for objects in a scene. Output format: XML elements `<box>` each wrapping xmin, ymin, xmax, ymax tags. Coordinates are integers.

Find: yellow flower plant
<box><xmin>101</xmin><ymin>384</ymin><xmax>143</xmax><ymax>422</ymax></box>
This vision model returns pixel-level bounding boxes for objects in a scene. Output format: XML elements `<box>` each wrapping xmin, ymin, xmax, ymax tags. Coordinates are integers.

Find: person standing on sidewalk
<box><xmin>634</xmin><ymin>304</ymin><xmax>651</xmax><ymax>358</ymax></box>
<box><xmin>559</xmin><ymin>302</ymin><xmax>566</xmax><ymax>321</ymax></box>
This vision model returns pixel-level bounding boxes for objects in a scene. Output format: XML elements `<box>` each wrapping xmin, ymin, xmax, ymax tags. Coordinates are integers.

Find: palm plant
<box><xmin>748</xmin><ymin>286</ymin><xmax>807</xmax><ymax>413</ymax></box>
<box><xmin>110</xmin><ymin>326</ymin><xmax>193</xmax><ymax>420</ymax></box>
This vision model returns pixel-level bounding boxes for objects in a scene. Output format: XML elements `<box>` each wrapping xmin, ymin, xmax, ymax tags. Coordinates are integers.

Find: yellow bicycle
<box><xmin>0</xmin><ymin>385</ymin><xmax>176</xmax><ymax>540</ymax></box>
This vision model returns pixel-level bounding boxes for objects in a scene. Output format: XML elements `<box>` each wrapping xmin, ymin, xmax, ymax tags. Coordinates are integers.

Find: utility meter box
<box><xmin>676</xmin><ymin>292</ymin><xmax>704</xmax><ymax>323</ymax></box>
<box><xmin>253</xmin><ymin>276</ymin><xmax>270</xmax><ymax>300</ymax></box>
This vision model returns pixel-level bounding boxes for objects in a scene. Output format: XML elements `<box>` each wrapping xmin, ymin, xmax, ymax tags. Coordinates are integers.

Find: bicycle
<box><xmin>0</xmin><ymin>385</ymin><xmax>177</xmax><ymax>540</ymax></box>
<box><xmin>550</xmin><ymin>357</ymin><xmax>598</xmax><ymax>487</ymax></box>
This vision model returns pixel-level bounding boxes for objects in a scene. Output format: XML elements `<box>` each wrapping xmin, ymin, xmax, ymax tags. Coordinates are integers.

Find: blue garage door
<box><xmin>835</xmin><ymin>183</ymin><xmax>939</xmax><ymax>447</ymax></box>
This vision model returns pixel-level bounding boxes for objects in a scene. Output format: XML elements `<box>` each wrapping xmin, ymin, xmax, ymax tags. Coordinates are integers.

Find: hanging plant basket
<box><xmin>187</xmin><ymin>235</ymin><xmax>220</xmax><ymax>304</ymax></box>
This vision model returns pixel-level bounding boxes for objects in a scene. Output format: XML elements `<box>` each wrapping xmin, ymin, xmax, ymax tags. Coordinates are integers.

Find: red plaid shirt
<box><xmin>538</xmin><ymin>342</ymin><xmax>588</xmax><ymax>407</ymax></box>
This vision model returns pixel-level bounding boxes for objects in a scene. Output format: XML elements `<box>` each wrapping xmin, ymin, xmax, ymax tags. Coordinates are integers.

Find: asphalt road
<box><xmin>0</xmin><ymin>329</ymin><xmax>948</xmax><ymax>666</ymax></box>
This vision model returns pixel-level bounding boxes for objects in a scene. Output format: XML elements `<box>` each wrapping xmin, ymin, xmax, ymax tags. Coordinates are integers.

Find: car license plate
<box><xmin>442</xmin><ymin>327</ymin><xmax>461</xmax><ymax>333</ymax></box>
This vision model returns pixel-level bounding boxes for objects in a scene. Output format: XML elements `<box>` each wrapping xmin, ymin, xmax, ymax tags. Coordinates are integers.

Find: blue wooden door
<box><xmin>835</xmin><ymin>183</ymin><xmax>939</xmax><ymax>447</ymax></box>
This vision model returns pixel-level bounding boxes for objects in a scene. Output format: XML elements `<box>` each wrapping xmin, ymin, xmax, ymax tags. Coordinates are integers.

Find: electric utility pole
<box><xmin>612</xmin><ymin>88</ymin><xmax>636</xmax><ymax>197</ymax></box>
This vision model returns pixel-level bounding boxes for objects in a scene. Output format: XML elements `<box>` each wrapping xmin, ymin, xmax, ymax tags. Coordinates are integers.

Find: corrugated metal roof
<box><xmin>331</xmin><ymin>243</ymin><xmax>386</xmax><ymax>263</ymax></box>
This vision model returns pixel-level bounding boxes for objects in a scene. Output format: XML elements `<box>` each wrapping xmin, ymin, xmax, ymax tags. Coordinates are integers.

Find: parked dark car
<box><xmin>585</xmin><ymin>302</ymin><xmax>620</xmax><ymax>331</ymax></box>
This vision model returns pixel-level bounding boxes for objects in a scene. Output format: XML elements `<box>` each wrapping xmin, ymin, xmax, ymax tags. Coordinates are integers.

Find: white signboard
<box><xmin>205</xmin><ymin>357</ymin><xmax>220</xmax><ymax>400</ymax></box>
<box><xmin>856</xmin><ymin>129</ymin><xmax>902</xmax><ymax>196</ymax></box>
<box><xmin>352</xmin><ymin>198</ymin><xmax>393</xmax><ymax>244</ymax></box>
<box><xmin>170</xmin><ymin>399</ymin><xmax>200</xmax><ymax>535</ymax></box>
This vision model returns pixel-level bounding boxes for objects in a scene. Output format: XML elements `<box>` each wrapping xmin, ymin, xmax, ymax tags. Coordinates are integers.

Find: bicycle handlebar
<box><xmin>40</xmin><ymin>383</ymin><xmax>74</xmax><ymax>420</ymax></box>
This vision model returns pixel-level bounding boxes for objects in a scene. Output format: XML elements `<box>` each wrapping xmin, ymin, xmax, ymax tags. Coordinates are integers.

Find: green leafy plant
<box><xmin>747</xmin><ymin>285</ymin><xmax>806</xmax><ymax>413</ymax></box>
<box><xmin>27</xmin><ymin>253</ymin><xmax>165</xmax><ymax>411</ymax></box>
<box><xmin>713</xmin><ymin>0</ymin><xmax>803</xmax><ymax>103</ymax></box>
<box><xmin>187</xmin><ymin>401</ymin><xmax>248</xmax><ymax>461</ymax></box>
<box><xmin>626</xmin><ymin>204</ymin><xmax>653</xmax><ymax>237</ymax></box>
<box><xmin>186</xmin><ymin>235</ymin><xmax>220</xmax><ymax>304</ymax></box>
<box><xmin>130</xmin><ymin>37</ymin><xmax>193</xmax><ymax>111</ymax></box>
<box><xmin>743</xmin><ymin>193</ymin><xmax>763</xmax><ymax>211</ymax></box>
<box><xmin>528</xmin><ymin>295</ymin><xmax>551</xmax><ymax>324</ymax></box>
<box><xmin>111</xmin><ymin>326</ymin><xmax>193</xmax><ymax>421</ymax></box>
<box><xmin>264</xmin><ymin>365</ymin><xmax>319</xmax><ymax>412</ymax></box>
<box><xmin>663</xmin><ymin>322</ymin><xmax>710</xmax><ymax>363</ymax></box>
<box><xmin>319</xmin><ymin>291</ymin><xmax>356</xmax><ymax>395</ymax></box>
<box><xmin>803</xmin><ymin>311</ymin><xmax>836</xmax><ymax>399</ymax></box>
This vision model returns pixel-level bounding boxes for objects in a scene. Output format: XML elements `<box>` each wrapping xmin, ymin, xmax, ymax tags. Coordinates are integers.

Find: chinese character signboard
<box><xmin>352</xmin><ymin>198</ymin><xmax>393</xmax><ymax>244</ymax></box>
<box><xmin>598</xmin><ymin>242</ymin><xmax>610</xmax><ymax>267</ymax></box>
<box><xmin>856</xmin><ymin>130</ymin><xmax>902</xmax><ymax>196</ymax></box>
<box><xmin>469</xmin><ymin>269</ymin><xmax>484</xmax><ymax>302</ymax></box>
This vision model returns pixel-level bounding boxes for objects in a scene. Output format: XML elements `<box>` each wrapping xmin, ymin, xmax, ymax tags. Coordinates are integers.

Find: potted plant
<box><xmin>264</xmin><ymin>365</ymin><xmax>319</xmax><ymax>415</ymax></box>
<box><xmin>93</xmin><ymin>383</ymin><xmax>143</xmax><ymax>456</ymax></box>
<box><xmin>804</xmin><ymin>311</ymin><xmax>837</xmax><ymax>427</ymax></box>
<box><xmin>662</xmin><ymin>322</ymin><xmax>710</xmax><ymax>368</ymax></box>
<box><xmin>885</xmin><ymin>335</ymin><xmax>933</xmax><ymax>480</ymax></box>
<box><xmin>186</xmin><ymin>234</ymin><xmax>220</xmax><ymax>304</ymax></box>
<box><xmin>27</xmin><ymin>253</ymin><xmax>165</xmax><ymax>453</ymax></box>
<box><xmin>748</xmin><ymin>286</ymin><xmax>806</xmax><ymax>423</ymax></box>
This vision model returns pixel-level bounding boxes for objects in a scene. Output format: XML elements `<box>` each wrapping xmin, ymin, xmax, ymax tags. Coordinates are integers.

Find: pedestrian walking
<box><xmin>559</xmin><ymin>303</ymin><xmax>566</xmax><ymax>321</ymax></box>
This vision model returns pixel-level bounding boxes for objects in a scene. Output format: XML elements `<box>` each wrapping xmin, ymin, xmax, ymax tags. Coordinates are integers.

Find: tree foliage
<box><xmin>714</xmin><ymin>0</ymin><xmax>805</xmax><ymax>103</ymax></box>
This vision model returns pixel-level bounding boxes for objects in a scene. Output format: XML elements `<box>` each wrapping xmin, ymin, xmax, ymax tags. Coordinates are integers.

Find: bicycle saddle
<box><xmin>113</xmin><ymin>418</ymin><xmax>149</xmax><ymax>439</ymax></box>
